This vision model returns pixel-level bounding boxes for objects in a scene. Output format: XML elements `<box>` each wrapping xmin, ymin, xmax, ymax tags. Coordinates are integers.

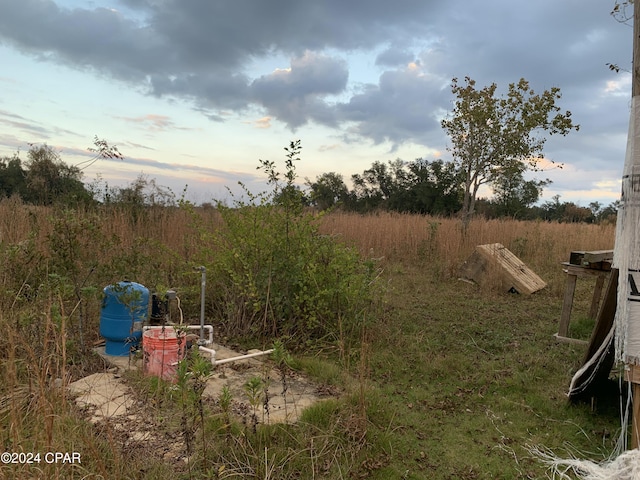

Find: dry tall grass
<box><xmin>0</xmin><ymin>199</ymin><xmax>615</xmax><ymax>293</ymax></box>
<box><xmin>319</xmin><ymin>211</ymin><xmax>614</xmax><ymax>276</ymax></box>
<box><xmin>0</xmin><ymin>199</ymin><xmax>620</xmax><ymax>478</ymax></box>
<box><xmin>0</xmin><ymin>201</ymin><xmax>616</xmax><ymax>339</ymax></box>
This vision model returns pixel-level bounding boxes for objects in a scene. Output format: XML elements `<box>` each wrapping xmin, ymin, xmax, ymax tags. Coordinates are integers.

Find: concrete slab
<box><xmin>92</xmin><ymin>346</ymin><xmax>142</xmax><ymax>371</ymax></box>
<box><xmin>203</xmin><ymin>362</ymin><xmax>321</xmax><ymax>424</ymax></box>
<box><xmin>68</xmin><ymin>372</ymin><xmax>133</xmax><ymax>421</ymax></box>
<box><xmin>68</xmin><ymin>341</ymin><xmax>335</xmax><ymax>466</ymax></box>
<box><xmin>85</xmin><ymin>342</ymin><xmax>327</xmax><ymax>425</ymax></box>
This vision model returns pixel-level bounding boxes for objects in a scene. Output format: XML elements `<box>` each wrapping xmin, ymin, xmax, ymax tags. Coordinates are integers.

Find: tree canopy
<box><xmin>0</xmin><ymin>134</ymin><xmax>615</xmax><ymax>224</ymax></box>
<box><xmin>441</xmin><ymin>76</ymin><xmax>579</xmax><ymax>225</ymax></box>
<box><xmin>0</xmin><ymin>145</ymin><xmax>92</xmax><ymax>206</ymax></box>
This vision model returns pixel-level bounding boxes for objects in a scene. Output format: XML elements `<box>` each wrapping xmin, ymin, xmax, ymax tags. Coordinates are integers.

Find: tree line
<box><xmin>302</xmin><ymin>159</ymin><xmax>618</xmax><ymax>223</ymax></box>
<box><xmin>0</xmin><ymin>77</ymin><xmax>619</xmax><ymax>223</ymax></box>
<box><xmin>0</xmin><ymin>142</ymin><xmax>177</xmax><ymax>208</ymax></box>
<box><xmin>0</xmin><ymin>144</ymin><xmax>93</xmax><ymax>206</ymax></box>
<box><xmin>0</xmin><ymin>142</ymin><xmax>618</xmax><ymax>224</ymax></box>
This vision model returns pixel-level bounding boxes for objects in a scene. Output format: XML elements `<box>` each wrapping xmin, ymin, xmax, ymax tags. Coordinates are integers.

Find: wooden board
<box><xmin>569</xmin><ymin>250</ymin><xmax>613</xmax><ymax>269</ymax></box>
<box><xmin>568</xmin><ymin>269</ymin><xmax>617</xmax><ymax>403</ymax></box>
<box><xmin>557</xmin><ymin>264</ymin><xmax>611</xmax><ymax>337</ymax></box>
<box><xmin>458</xmin><ymin>243</ymin><xmax>547</xmax><ymax>295</ymax></box>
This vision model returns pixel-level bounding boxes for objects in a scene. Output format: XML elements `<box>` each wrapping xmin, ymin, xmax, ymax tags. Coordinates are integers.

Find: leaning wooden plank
<box><xmin>477</xmin><ymin>243</ymin><xmax>547</xmax><ymax>294</ymax></box>
<box><xmin>458</xmin><ymin>243</ymin><xmax>547</xmax><ymax>294</ymax></box>
<box><xmin>568</xmin><ymin>269</ymin><xmax>617</xmax><ymax>402</ymax></box>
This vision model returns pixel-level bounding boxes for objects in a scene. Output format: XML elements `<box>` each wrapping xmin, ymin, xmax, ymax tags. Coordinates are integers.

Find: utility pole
<box><xmin>634</xmin><ymin>0</ymin><xmax>640</xmax><ymax>96</ymax></box>
<box><xmin>629</xmin><ymin>0</ymin><xmax>640</xmax><ymax>450</ymax></box>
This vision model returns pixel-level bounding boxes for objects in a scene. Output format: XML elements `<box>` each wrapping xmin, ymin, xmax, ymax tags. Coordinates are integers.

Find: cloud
<box><xmin>604</xmin><ymin>77</ymin><xmax>631</xmax><ymax>97</ymax></box>
<box><xmin>0</xmin><ymin>0</ymin><xmax>632</xmax><ymax>177</ymax></box>
<box><xmin>148</xmin><ymin>72</ymin><xmax>252</xmax><ymax>111</ymax></box>
<box><xmin>247</xmin><ymin>117</ymin><xmax>272</xmax><ymax>129</ymax></box>
<box><xmin>337</xmin><ymin>63</ymin><xmax>448</xmax><ymax>148</ymax></box>
<box><xmin>375</xmin><ymin>46</ymin><xmax>415</xmax><ymax>67</ymax></box>
<box><xmin>0</xmin><ymin>112</ymin><xmax>51</xmax><ymax>137</ymax></box>
<box><xmin>0</xmin><ymin>109</ymin><xmax>80</xmax><ymax>140</ymax></box>
<box><xmin>318</xmin><ymin>143</ymin><xmax>341</xmax><ymax>152</ymax></box>
<box><xmin>0</xmin><ymin>133</ymin><xmax>29</xmax><ymax>152</ymax></box>
<box><xmin>250</xmin><ymin>51</ymin><xmax>348</xmax><ymax>129</ymax></box>
<box><xmin>55</xmin><ymin>143</ymin><xmax>264</xmax><ymax>185</ymax></box>
<box><xmin>124</xmin><ymin>141</ymin><xmax>155</xmax><ymax>151</ymax></box>
<box><xmin>0</xmin><ymin>0</ymin><xmax>442</xmax><ymax>132</ymax></box>
<box><xmin>116</xmin><ymin>114</ymin><xmax>195</xmax><ymax>132</ymax></box>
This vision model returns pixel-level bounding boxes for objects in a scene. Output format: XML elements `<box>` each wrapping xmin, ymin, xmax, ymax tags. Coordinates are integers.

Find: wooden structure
<box><xmin>556</xmin><ymin>250</ymin><xmax>613</xmax><ymax>342</ymax></box>
<box><xmin>458</xmin><ymin>243</ymin><xmax>546</xmax><ymax>294</ymax></box>
<box><xmin>568</xmin><ymin>269</ymin><xmax>617</xmax><ymax>403</ymax></box>
<box><xmin>626</xmin><ymin>364</ymin><xmax>640</xmax><ymax>449</ymax></box>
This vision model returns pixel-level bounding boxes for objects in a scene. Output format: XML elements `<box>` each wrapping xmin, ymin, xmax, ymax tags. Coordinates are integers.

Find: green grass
<box><xmin>357</xmin><ymin>263</ymin><xmax>620</xmax><ymax>479</ymax></box>
<box><xmin>569</xmin><ymin>315</ymin><xmax>597</xmax><ymax>341</ymax></box>
<box><xmin>0</xmin><ymin>260</ymin><xmax>622</xmax><ymax>479</ymax></box>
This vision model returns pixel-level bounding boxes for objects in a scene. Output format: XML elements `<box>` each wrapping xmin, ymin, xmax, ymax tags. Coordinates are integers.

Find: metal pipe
<box><xmin>197</xmin><ymin>266</ymin><xmax>206</xmax><ymax>344</ymax></box>
<box><xmin>143</xmin><ymin>324</ymin><xmax>213</xmax><ymax>345</ymax></box>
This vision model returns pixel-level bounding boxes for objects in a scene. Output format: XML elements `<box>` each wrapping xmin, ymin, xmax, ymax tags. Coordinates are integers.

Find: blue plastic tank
<box><xmin>99</xmin><ymin>281</ymin><xmax>149</xmax><ymax>356</ymax></box>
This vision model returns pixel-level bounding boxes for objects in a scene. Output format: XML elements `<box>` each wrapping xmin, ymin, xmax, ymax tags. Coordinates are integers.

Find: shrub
<box><xmin>200</xmin><ymin>141</ymin><xmax>378</xmax><ymax>348</ymax></box>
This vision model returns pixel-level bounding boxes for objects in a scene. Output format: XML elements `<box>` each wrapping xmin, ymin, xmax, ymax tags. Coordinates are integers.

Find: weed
<box><xmin>218</xmin><ymin>385</ymin><xmax>233</xmax><ymax>440</ymax></box>
<box><xmin>243</xmin><ymin>376</ymin><xmax>264</xmax><ymax>434</ymax></box>
<box><xmin>271</xmin><ymin>339</ymin><xmax>293</xmax><ymax>419</ymax></box>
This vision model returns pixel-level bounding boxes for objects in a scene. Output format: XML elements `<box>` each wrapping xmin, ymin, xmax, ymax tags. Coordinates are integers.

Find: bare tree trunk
<box><xmin>460</xmin><ymin>170</ymin><xmax>474</xmax><ymax>231</ymax></box>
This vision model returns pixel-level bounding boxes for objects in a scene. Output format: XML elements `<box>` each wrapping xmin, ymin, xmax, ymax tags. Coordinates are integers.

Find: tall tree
<box><xmin>0</xmin><ymin>154</ymin><xmax>26</xmax><ymax>198</ymax></box>
<box><xmin>24</xmin><ymin>144</ymin><xmax>92</xmax><ymax>205</ymax></box>
<box><xmin>491</xmin><ymin>164</ymin><xmax>550</xmax><ymax>218</ymax></box>
<box><xmin>306</xmin><ymin>172</ymin><xmax>349</xmax><ymax>210</ymax></box>
<box><xmin>441</xmin><ymin>76</ymin><xmax>578</xmax><ymax>226</ymax></box>
<box><xmin>390</xmin><ymin>158</ymin><xmax>462</xmax><ymax>215</ymax></box>
<box><xmin>350</xmin><ymin>159</ymin><xmax>408</xmax><ymax>211</ymax></box>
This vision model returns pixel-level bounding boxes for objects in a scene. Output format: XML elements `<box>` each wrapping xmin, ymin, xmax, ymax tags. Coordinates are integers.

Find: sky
<box><xmin>0</xmin><ymin>0</ymin><xmax>633</xmax><ymax>206</ymax></box>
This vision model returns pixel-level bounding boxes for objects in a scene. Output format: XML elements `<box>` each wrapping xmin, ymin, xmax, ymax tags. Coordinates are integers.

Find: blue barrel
<box><xmin>99</xmin><ymin>281</ymin><xmax>149</xmax><ymax>356</ymax></box>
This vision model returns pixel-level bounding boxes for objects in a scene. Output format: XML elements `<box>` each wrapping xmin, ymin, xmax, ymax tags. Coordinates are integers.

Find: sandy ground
<box><xmin>67</xmin><ymin>343</ymin><xmax>332</xmax><ymax>462</ymax></box>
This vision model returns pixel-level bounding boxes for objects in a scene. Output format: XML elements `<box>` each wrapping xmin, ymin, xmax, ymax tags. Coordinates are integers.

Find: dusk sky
<box><xmin>0</xmin><ymin>0</ymin><xmax>633</xmax><ymax>206</ymax></box>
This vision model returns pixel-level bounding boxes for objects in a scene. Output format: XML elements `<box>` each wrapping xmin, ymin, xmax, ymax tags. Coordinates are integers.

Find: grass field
<box><xmin>0</xmin><ymin>200</ymin><xmax>621</xmax><ymax>479</ymax></box>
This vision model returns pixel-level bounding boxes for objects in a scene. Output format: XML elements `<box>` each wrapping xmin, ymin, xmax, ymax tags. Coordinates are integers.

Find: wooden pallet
<box><xmin>458</xmin><ymin>243</ymin><xmax>546</xmax><ymax>295</ymax></box>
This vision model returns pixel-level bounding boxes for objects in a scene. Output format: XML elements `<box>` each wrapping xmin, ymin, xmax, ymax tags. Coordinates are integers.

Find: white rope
<box><xmin>567</xmin><ymin>326</ymin><xmax>614</xmax><ymax>397</ymax></box>
<box><xmin>530</xmin><ymin>445</ymin><xmax>640</xmax><ymax>480</ymax></box>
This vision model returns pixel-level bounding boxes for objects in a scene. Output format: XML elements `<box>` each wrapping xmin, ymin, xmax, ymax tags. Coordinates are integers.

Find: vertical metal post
<box><xmin>197</xmin><ymin>265</ymin><xmax>207</xmax><ymax>345</ymax></box>
<box><xmin>198</xmin><ymin>266</ymin><xmax>206</xmax><ymax>344</ymax></box>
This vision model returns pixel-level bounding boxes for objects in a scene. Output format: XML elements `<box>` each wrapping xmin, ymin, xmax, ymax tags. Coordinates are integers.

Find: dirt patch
<box><xmin>67</xmin><ymin>343</ymin><xmax>334</xmax><ymax>464</ymax></box>
<box><xmin>203</xmin><ymin>360</ymin><xmax>321</xmax><ymax>424</ymax></box>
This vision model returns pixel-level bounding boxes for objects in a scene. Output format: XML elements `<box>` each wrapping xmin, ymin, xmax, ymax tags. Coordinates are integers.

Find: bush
<box><xmin>201</xmin><ymin>141</ymin><xmax>378</xmax><ymax>348</ymax></box>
